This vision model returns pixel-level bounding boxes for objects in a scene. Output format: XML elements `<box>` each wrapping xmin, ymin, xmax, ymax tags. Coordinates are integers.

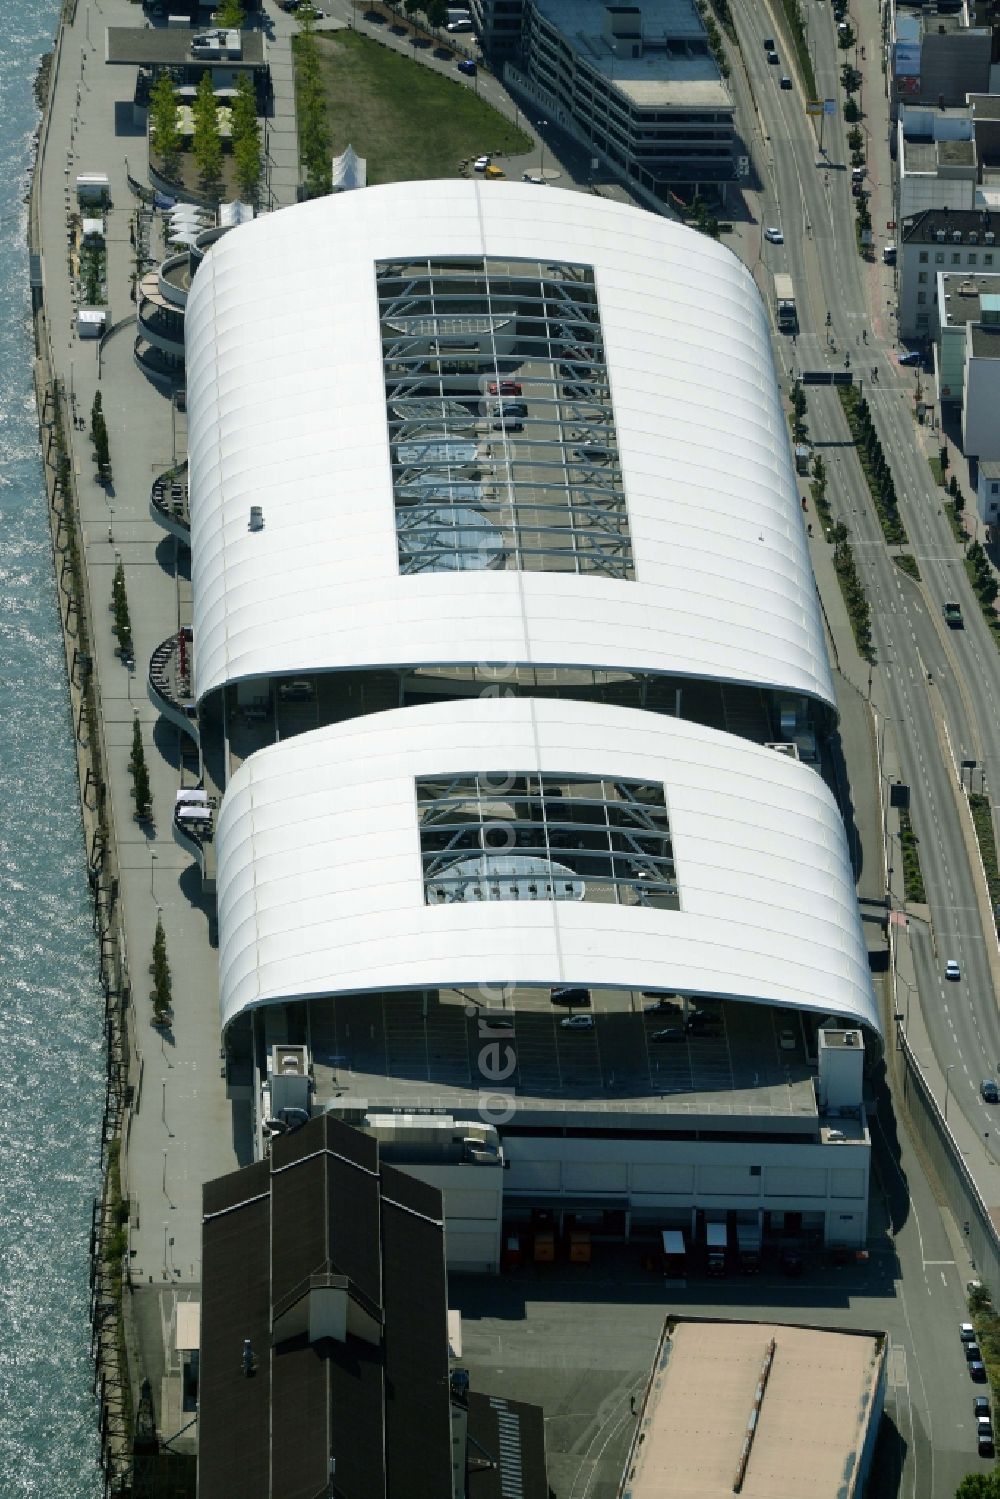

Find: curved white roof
<box><xmin>186</xmin><ymin>183</ymin><xmax>834</xmax><ymax>710</ymax></box>
<box><xmin>216</xmin><ymin>699</ymin><xmax>877</xmax><ymax>1035</ymax></box>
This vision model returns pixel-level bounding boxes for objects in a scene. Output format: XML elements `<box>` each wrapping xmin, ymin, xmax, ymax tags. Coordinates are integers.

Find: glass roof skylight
<box><xmin>377</xmin><ymin>257</ymin><xmax>633</xmax><ymax>579</ymax></box>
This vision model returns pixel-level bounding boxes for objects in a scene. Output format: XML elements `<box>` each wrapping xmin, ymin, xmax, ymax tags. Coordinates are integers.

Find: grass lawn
<box><xmin>305</xmin><ymin>30</ymin><xmax>532</xmax><ymax>185</ymax></box>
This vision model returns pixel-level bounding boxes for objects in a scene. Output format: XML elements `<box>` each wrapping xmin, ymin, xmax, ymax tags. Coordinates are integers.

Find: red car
<box><xmin>487</xmin><ymin>379</ymin><xmax>522</xmax><ymax>396</ymax></box>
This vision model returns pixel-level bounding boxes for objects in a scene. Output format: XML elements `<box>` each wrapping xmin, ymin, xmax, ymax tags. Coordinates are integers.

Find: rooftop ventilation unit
<box><xmin>987</xmin><ymin>231</ymin><xmax>996</xmax><ymax>244</ymax></box>
<box><xmin>249</xmin><ymin>505</ymin><xmax>264</xmax><ymax>531</ymax></box>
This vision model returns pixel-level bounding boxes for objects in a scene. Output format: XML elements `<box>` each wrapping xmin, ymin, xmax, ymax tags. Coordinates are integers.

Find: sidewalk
<box><xmin>35</xmin><ymin>0</ymin><xmax>253</xmax><ymax>1290</ymax></box>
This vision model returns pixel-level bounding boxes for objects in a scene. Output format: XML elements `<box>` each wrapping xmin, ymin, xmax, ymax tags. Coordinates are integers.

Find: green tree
<box><xmin>295</xmin><ymin>12</ymin><xmax>332</xmax><ymax>197</ymax></box>
<box><xmin>193</xmin><ymin>73</ymin><xmax>223</xmax><ymax>196</ymax></box>
<box><xmin>151</xmin><ymin>915</ymin><xmax>172</xmax><ymax>1024</ymax></box>
<box><xmin>231</xmin><ymin>73</ymin><xmax>258</xmax><ymax>145</ymax></box>
<box><xmin>956</xmin><ymin>1475</ymin><xmax>1000</xmax><ymax>1499</ymax></box>
<box><xmin>426</xmin><ymin>0</ymin><xmax>447</xmax><ymax>24</ymax></box>
<box><xmin>233</xmin><ymin>134</ymin><xmax>259</xmax><ymax>201</ymax></box>
<box><xmin>130</xmin><ymin>718</ymin><xmax>151</xmax><ymax>818</ymax></box>
<box><xmin>231</xmin><ymin>75</ymin><xmax>261</xmax><ymax>201</ymax></box>
<box><xmin>149</xmin><ymin>72</ymin><xmax>181</xmax><ymax>178</ymax></box>
<box><xmin>844</xmin><ymin>97</ymin><xmax>860</xmax><ymax>123</ymax></box>
<box><xmin>215</xmin><ymin>0</ymin><xmax>246</xmax><ymax>24</ymax></box>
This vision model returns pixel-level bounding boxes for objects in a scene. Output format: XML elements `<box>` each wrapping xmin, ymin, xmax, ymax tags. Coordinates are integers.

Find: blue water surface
<box><xmin>0</xmin><ymin>1</ymin><xmax>104</xmax><ymax>1493</ymax></box>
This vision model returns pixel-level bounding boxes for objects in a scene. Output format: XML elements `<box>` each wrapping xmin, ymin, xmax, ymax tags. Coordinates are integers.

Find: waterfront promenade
<box><xmin>33</xmin><ymin>0</ymin><xmax>299</xmax><ymax>1303</ymax></box>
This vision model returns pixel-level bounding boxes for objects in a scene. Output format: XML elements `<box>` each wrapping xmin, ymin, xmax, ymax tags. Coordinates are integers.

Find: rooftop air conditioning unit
<box><xmin>249</xmin><ymin>505</ymin><xmax>264</xmax><ymax>531</ymax></box>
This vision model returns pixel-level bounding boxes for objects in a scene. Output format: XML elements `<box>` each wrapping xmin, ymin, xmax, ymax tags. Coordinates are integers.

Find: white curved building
<box><xmin>217</xmin><ymin>698</ymin><xmax>877</xmax><ymax>1037</ymax></box>
<box><xmin>176</xmin><ymin>188</ymin><xmax>877</xmax><ymax>1254</ymax></box>
<box><xmin>185</xmin><ymin>182</ymin><xmax>833</xmax><ymax>715</ymax></box>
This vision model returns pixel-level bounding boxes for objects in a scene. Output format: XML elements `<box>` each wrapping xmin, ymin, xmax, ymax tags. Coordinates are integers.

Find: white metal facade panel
<box><xmin>186</xmin><ymin>183</ymin><xmax>833</xmax><ymax>709</ymax></box>
<box><xmin>215</xmin><ymin>698</ymin><xmax>879</xmax><ymax>1035</ymax></box>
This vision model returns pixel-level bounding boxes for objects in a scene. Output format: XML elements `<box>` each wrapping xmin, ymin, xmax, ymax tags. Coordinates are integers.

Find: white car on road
<box><xmin>561</xmin><ymin>1014</ymin><xmax>595</xmax><ymax>1031</ymax></box>
<box><xmin>764</xmin><ymin>226</ymin><xmax>784</xmax><ymax>244</ymax></box>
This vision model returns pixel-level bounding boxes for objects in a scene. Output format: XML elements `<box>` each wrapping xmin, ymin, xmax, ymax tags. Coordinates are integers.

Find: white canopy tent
<box><xmin>330</xmin><ymin>143</ymin><xmax>367</xmax><ymax>191</ymax></box>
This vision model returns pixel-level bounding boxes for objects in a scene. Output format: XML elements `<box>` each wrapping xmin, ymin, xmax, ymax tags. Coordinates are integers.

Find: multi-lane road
<box><xmin>731</xmin><ymin>0</ymin><xmax>1000</xmax><ymax>1165</ymax></box>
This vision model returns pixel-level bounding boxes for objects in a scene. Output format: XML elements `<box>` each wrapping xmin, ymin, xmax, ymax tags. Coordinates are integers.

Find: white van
<box><xmin>882</xmin><ymin>242</ymin><xmax>896</xmax><ymax>265</ymax></box>
<box><xmin>446</xmin><ymin>17</ymin><xmax>473</xmax><ymax>30</ymax></box>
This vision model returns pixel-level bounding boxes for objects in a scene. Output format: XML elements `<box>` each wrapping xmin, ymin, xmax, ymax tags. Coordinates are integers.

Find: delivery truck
<box><xmin>661</xmin><ymin>1230</ymin><xmax>687</xmax><ymax>1278</ymax></box>
<box><xmin>736</xmin><ymin>1216</ymin><xmax>762</xmax><ymax>1274</ymax></box>
<box><xmin>706</xmin><ymin>1221</ymin><xmax>728</xmax><ymax>1276</ymax></box>
<box><xmin>774</xmin><ymin>273</ymin><xmax>797</xmax><ymax>333</ymax></box>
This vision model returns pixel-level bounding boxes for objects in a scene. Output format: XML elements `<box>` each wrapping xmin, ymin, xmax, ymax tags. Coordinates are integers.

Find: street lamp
<box><xmin>945</xmin><ymin>1063</ymin><xmax>955</xmax><ymax>1121</ymax></box>
<box><xmin>150</xmin><ymin>848</ymin><xmax>158</xmax><ymax>901</ymax></box>
<box><xmin>539</xmin><ymin>119</ymin><xmax>548</xmax><ymax>179</ymax></box>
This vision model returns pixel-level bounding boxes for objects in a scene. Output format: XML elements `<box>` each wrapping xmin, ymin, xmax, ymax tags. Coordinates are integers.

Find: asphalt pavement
<box><xmin>729</xmin><ymin>0</ymin><xmax>1000</xmax><ymax>1192</ymax></box>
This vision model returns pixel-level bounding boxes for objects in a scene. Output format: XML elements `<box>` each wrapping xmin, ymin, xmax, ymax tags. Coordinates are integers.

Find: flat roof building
<box><xmin>620</xmin><ymin>1317</ymin><xmax>886</xmax><ymax>1499</ymax></box>
<box><xmin>469</xmin><ymin>0</ymin><xmax>735</xmax><ymax>202</ymax></box>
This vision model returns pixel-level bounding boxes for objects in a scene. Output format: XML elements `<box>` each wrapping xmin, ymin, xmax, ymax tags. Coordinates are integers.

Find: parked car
<box><xmin>978</xmin><ymin>1418</ymin><xmax>994</xmax><ymax>1456</ymax></box>
<box><xmin>473</xmin><ymin>155</ymin><xmax>490</xmax><ymax>172</ymax></box>
<box><xmin>946</xmin><ymin>959</ymin><xmax>961</xmax><ymax>981</ymax></box>
<box><xmin>561</xmin><ymin>1013</ymin><xmax>595</xmax><ymax>1031</ymax></box>
<box><xmin>974</xmin><ymin>1396</ymin><xmax>991</xmax><ymax>1419</ymax></box>
<box><xmin>780</xmin><ymin>76</ymin><xmax>792</xmax><ymax>89</ymax></box>
<box><xmin>763</xmin><ymin>36</ymin><xmax>774</xmax><ymax>49</ymax></box>
<box><xmin>982</xmin><ymin>1079</ymin><xmax>999</xmax><ymax>1104</ymax></box>
<box><xmin>966</xmin><ymin>1342</ymin><xmax>984</xmax><ymax>1363</ymax></box>
<box><xmin>278</xmin><ymin>679</ymin><xmax>314</xmax><ymax>702</ymax></box>
<box><xmin>962</xmin><ymin>1322</ymin><xmax>978</xmax><ymax>1343</ymax></box>
<box><xmin>487</xmin><ymin>380</ymin><xmax>522</xmax><ymax>396</ymax></box>
<box><xmin>522</xmin><ymin>173</ymin><xmax>547</xmax><ymax>185</ymax></box>
<box><xmin>490</xmin><ymin>400</ymin><xmax>528</xmax><ymax>417</ymax></box>
<box><xmin>767</xmin><ymin>49</ymin><xmax>779</xmax><ymax>63</ymax></box>
<box><xmin>551</xmin><ymin>987</ymin><xmax>591</xmax><ymax>1008</ymax></box>
<box><xmin>446</xmin><ymin>16</ymin><xmax>473</xmax><ymax>29</ymax></box>
<box><xmin>645</xmin><ymin>996</ymin><xmax>677</xmax><ymax>1014</ymax></box>
<box><xmin>971</xmin><ymin>1359</ymin><xmax>988</xmax><ymax>1382</ymax></box>
<box><xmin>457</xmin><ymin>58</ymin><xmax>477</xmax><ymax>76</ymax></box>
<box><xmin>492</xmin><ymin>418</ymin><xmax>523</xmax><ymax>431</ymax></box>
<box><xmin>898</xmin><ymin>350</ymin><xmax>922</xmax><ymax>366</ymax></box>
<box><xmin>764</xmin><ymin>226</ymin><xmax>784</xmax><ymax>244</ymax></box>
<box><xmin>651</xmin><ymin>1027</ymin><xmax>688</xmax><ymax>1044</ymax></box>
<box><xmin>480</xmin><ymin>1015</ymin><xmax>514</xmax><ymax>1032</ymax></box>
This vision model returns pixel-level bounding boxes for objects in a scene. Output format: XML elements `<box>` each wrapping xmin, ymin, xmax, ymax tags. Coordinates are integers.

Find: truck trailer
<box><xmin>706</xmin><ymin>1221</ymin><xmax>728</xmax><ymax>1276</ymax></box>
<box><xmin>774</xmin><ymin>273</ymin><xmax>797</xmax><ymax>333</ymax></box>
<box><xmin>661</xmin><ymin>1230</ymin><xmax>687</xmax><ymax>1278</ymax></box>
<box><xmin>736</xmin><ymin>1218</ymin><xmax>762</xmax><ymax>1274</ymax></box>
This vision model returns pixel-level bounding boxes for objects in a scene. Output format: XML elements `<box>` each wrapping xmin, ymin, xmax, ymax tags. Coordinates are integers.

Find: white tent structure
<box><xmin>216</xmin><ymin>699</ymin><xmax>879</xmax><ymax>1036</ymax></box>
<box><xmin>185</xmin><ymin>183</ymin><xmax>834</xmax><ymax>711</ymax></box>
<box><xmin>330</xmin><ymin>143</ymin><xmax>367</xmax><ymax>191</ymax></box>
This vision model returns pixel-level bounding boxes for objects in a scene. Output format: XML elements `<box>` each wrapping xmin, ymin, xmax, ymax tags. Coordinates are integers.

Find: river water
<box><xmin>0</xmin><ymin>1</ymin><xmax>105</xmax><ymax>1493</ymax></box>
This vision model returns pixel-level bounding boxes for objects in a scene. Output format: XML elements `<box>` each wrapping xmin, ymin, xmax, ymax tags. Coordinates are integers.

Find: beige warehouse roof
<box><xmin>625</xmin><ymin>1319</ymin><xmax>884</xmax><ymax>1499</ymax></box>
